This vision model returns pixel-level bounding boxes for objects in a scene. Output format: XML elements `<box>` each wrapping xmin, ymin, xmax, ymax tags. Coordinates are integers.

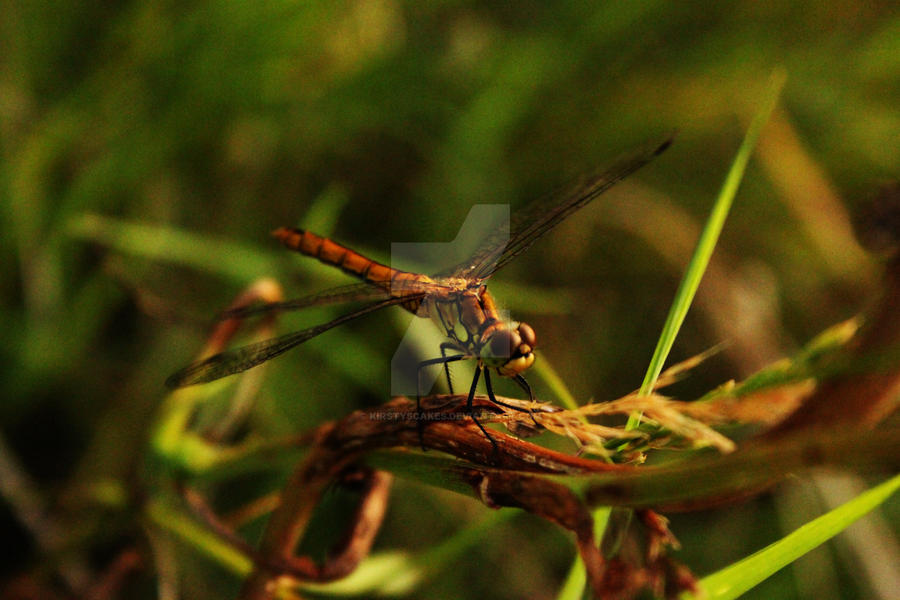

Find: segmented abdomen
<box><xmin>273</xmin><ymin>227</ymin><xmax>429</xmax><ymax>313</ymax></box>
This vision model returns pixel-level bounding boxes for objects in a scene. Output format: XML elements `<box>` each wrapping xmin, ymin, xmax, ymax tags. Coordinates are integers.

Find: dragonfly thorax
<box><xmin>422</xmin><ymin>286</ymin><xmax>536</xmax><ymax>376</ymax></box>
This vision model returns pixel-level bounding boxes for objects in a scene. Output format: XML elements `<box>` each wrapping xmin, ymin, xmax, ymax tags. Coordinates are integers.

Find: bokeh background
<box><xmin>1</xmin><ymin>2</ymin><xmax>898</xmax><ymax>599</ymax></box>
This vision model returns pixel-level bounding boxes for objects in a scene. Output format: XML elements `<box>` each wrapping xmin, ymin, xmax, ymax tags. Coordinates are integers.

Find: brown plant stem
<box><xmin>236</xmin><ymin>396</ymin><xmax>633</xmax><ymax>599</ymax></box>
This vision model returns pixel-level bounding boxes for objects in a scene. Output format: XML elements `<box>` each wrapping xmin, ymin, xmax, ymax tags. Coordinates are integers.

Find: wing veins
<box><xmin>166</xmin><ymin>295</ymin><xmax>417</xmax><ymax>388</ymax></box>
<box><xmin>222</xmin><ymin>283</ymin><xmax>385</xmax><ymax>320</ymax></box>
<box><xmin>221</xmin><ymin>279</ymin><xmax>445</xmax><ymax>320</ymax></box>
<box><xmin>446</xmin><ymin>135</ymin><xmax>673</xmax><ymax>280</ymax></box>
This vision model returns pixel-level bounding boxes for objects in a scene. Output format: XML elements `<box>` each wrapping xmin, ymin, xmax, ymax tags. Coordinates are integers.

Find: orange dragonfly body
<box><xmin>167</xmin><ymin>136</ymin><xmax>672</xmax><ymax>444</ymax></box>
<box><xmin>274</xmin><ymin>227</ymin><xmax>536</xmax><ymax>377</ymax></box>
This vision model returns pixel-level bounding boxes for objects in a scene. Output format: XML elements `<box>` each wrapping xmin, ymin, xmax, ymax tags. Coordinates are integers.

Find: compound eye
<box><xmin>489</xmin><ymin>329</ymin><xmax>520</xmax><ymax>358</ymax></box>
<box><xmin>517</xmin><ymin>323</ymin><xmax>536</xmax><ymax>350</ymax></box>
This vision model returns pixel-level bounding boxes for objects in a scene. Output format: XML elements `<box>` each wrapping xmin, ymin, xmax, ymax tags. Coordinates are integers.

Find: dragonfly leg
<box><xmin>486</xmin><ymin>370</ymin><xmax>540</xmax><ymax>429</ymax></box>
<box><xmin>416</xmin><ymin>354</ymin><xmax>467</xmax><ymax>450</ymax></box>
<box><xmin>465</xmin><ymin>365</ymin><xmax>497</xmax><ymax>454</ymax></box>
<box><xmin>514</xmin><ymin>374</ymin><xmax>540</xmax><ymax>427</ymax></box>
<box><xmin>513</xmin><ymin>373</ymin><xmax>535</xmax><ymax>401</ymax></box>
<box><xmin>439</xmin><ymin>342</ymin><xmax>458</xmax><ymax>395</ymax></box>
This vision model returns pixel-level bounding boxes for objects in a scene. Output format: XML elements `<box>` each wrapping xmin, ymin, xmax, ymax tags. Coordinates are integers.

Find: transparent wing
<box><xmin>222</xmin><ymin>282</ymin><xmax>388</xmax><ymax>320</ymax></box>
<box><xmin>442</xmin><ymin>135</ymin><xmax>673</xmax><ymax>281</ymax></box>
<box><xmin>166</xmin><ymin>296</ymin><xmax>416</xmax><ymax>388</ymax></box>
<box><xmin>220</xmin><ymin>279</ymin><xmax>444</xmax><ymax>320</ymax></box>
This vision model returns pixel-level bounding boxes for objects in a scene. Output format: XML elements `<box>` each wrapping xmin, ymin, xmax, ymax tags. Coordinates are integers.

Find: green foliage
<box><xmin>694</xmin><ymin>474</ymin><xmax>900</xmax><ymax>600</ymax></box>
<box><xmin>1</xmin><ymin>2</ymin><xmax>897</xmax><ymax>599</ymax></box>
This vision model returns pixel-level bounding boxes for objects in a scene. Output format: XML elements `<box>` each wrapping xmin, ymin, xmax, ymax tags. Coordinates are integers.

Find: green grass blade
<box><xmin>297</xmin><ymin>550</ymin><xmax>423</xmax><ymax>596</ymax></box>
<box><xmin>555</xmin><ymin>556</ymin><xmax>588</xmax><ymax>600</ymax></box>
<box><xmin>144</xmin><ymin>497</ymin><xmax>253</xmax><ymax>578</ymax></box>
<box><xmin>555</xmin><ymin>506</ymin><xmax>611</xmax><ymax>600</ymax></box>
<box><xmin>65</xmin><ymin>214</ymin><xmax>276</xmax><ymax>283</ymax></box>
<box><xmin>635</xmin><ymin>68</ymin><xmax>787</xmax><ymax>403</ymax></box>
<box><xmin>578</xmin><ymin>429</ymin><xmax>898</xmax><ymax>508</ymax></box>
<box><xmin>300</xmin><ymin>512</ymin><xmax>519</xmax><ymax>597</ymax></box>
<box><xmin>561</xmin><ymin>71</ymin><xmax>788</xmax><ymax>599</ymax></box>
<box><xmin>532</xmin><ymin>353</ymin><xmax>580</xmax><ymax>411</ymax></box>
<box><xmin>689</xmin><ymin>473</ymin><xmax>900</xmax><ymax>600</ymax></box>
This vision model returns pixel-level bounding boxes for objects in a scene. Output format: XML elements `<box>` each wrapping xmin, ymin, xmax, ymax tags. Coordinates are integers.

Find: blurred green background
<box><xmin>1</xmin><ymin>1</ymin><xmax>898</xmax><ymax>599</ymax></box>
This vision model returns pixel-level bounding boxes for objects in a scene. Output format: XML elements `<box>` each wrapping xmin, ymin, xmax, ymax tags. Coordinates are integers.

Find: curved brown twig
<box><xmin>230</xmin><ymin>395</ymin><xmax>646</xmax><ymax>599</ymax></box>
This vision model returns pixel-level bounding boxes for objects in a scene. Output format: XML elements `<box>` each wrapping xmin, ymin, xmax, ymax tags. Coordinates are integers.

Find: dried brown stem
<box><xmin>233</xmin><ymin>396</ymin><xmax>639</xmax><ymax>599</ymax></box>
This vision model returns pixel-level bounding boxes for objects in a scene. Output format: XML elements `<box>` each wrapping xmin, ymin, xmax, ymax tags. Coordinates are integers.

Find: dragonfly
<box><xmin>166</xmin><ymin>136</ymin><xmax>672</xmax><ymax>447</ymax></box>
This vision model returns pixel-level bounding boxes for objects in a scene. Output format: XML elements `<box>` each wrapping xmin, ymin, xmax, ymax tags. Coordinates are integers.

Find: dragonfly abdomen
<box><xmin>273</xmin><ymin>227</ymin><xmax>427</xmax><ymax>313</ymax></box>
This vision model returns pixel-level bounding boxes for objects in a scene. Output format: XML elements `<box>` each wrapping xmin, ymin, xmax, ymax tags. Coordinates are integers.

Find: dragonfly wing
<box><xmin>166</xmin><ymin>295</ymin><xmax>417</xmax><ymax>388</ymax></box>
<box><xmin>221</xmin><ymin>279</ymin><xmax>442</xmax><ymax>320</ymax></box>
<box><xmin>222</xmin><ymin>282</ymin><xmax>388</xmax><ymax>320</ymax></box>
<box><xmin>442</xmin><ymin>135</ymin><xmax>673</xmax><ymax>280</ymax></box>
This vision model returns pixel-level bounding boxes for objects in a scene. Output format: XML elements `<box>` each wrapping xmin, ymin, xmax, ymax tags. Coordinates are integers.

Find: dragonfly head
<box><xmin>484</xmin><ymin>322</ymin><xmax>537</xmax><ymax>377</ymax></box>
